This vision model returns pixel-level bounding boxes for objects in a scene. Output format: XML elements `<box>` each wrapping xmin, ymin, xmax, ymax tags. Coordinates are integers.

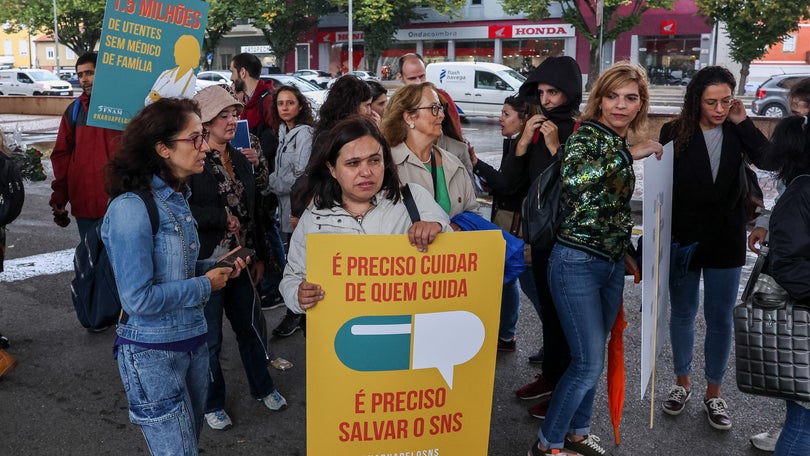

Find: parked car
<box><xmin>291</xmin><ymin>69</ymin><xmax>331</xmax><ymax>88</ymax></box>
<box><xmin>0</xmin><ymin>69</ymin><xmax>73</xmax><ymax>96</ymax></box>
<box><xmin>350</xmin><ymin>70</ymin><xmax>380</xmax><ymax>81</ymax></box>
<box><xmin>260</xmin><ymin>74</ymin><xmax>327</xmax><ymax>114</ymax></box>
<box><xmin>195</xmin><ymin>70</ymin><xmax>231</xmax><ymax>91</ymax></box>
<box><xmin>751</xmin><ymin>73</ymin><xmax>810</xmax><ymax>117</ymax></box>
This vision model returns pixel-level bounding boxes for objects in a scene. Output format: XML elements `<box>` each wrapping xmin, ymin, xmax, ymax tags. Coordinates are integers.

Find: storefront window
<box><xmin>380</xmin><ymin>42</ymin><xmax>416</xmax><ymax>80</ymax></box>
<box><xmin>423</xmin><ymin>41</ymin><xmax>448</xmax><ymax>63</ymax></box>
<box><xmin>502</xmin><ymin>39</ymin><xmax>565</xmax><ymax>74</ymax></box>
<box><xmin>638</xmin><ymin>35</ymin><xmax>701</xmax><ymax>85</ymax></box>
<box><xmin>455</xmin><ymin>40</ymin><xmax>494</xmax><ymax>63</ymax></box>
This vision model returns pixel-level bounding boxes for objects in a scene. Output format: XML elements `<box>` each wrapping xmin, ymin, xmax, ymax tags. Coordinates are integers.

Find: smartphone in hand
<box><xmin>214</xmin><ymin>246</ymin><xmax>254</xmax><ymax>269</ymax></box>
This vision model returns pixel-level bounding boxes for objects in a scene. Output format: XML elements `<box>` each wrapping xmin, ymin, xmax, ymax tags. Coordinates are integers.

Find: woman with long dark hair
<box><xmin>659</xmin><ymin>66</ymin><xmax>771</xmax><ymax>430</ymax></box>
<box><xmin>103</xmin><ymin>98</ymin><xmax>242</xmax><ymax>454</ymax></box>
<box><xmin>279</xmin><ymin>116</ymin><xmax>451</xmax><ymax>313</ymax></box>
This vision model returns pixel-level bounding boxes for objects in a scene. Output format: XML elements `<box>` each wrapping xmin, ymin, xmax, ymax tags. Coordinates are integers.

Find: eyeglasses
<box><xmin>413</xmin><ymin>104</ymin><xmax>444</xmax><ymax>117</ymax></box>
<box><xmin>702</xmin><ymin>98</ymin><xmax>734</xmax><ymax>109</ymax></box>
<box><xmin>166</xmin><ymin>131</ymin><xmax>208</xmax><ymax>150</ymax></box>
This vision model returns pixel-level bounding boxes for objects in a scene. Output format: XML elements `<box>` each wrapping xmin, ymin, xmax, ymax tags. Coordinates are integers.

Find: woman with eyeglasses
<box><xmin>102</xmin><ymin>98</ymin><xmax>245</xmax><ymax>454</ymax></box>
<box><xmin>189</xmin><ymin>85</ymin><xmax>287</xmax><ymax>432</ymax></box>
<box><xmin>658</xmin><ymin>66</ymin><xmax>772</xmax><ymax>431</ymax></box>
<box><xmin>381</xmin><ymin>82</ymin><xmax>478</xmax><ymax>218</ymax></box>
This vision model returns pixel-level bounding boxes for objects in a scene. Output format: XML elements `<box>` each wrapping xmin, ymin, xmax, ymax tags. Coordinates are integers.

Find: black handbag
<box><xmin>734</xmin><ymin>244</ymin><xmax>810</xmax><ymax>402</ymax></box>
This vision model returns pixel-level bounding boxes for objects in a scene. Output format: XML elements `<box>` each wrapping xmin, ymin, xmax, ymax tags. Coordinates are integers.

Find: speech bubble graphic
<box><xmin>334</xmin><ymin>311</ymin><xmax>485</xmax><ymax>389</ymax></box>
<box><xmin>412</xmin><ymin>311</ymin><xmax>484</xmax><ymax>388</ymax></box>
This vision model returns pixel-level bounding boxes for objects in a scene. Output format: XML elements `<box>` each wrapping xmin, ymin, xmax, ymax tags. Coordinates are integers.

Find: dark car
<box><xmin>751</xmin><ymin>73</ymin><xmax>810</xmax><ymax>117</ymax></box>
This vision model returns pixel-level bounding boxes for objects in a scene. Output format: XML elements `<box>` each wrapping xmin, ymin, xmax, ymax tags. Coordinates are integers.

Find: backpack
<box><xmin>71</xmin><ymin>191</ymin><xmax>159</xmax><ymax>330</ymax></box>
<box><xmin>0</xmin><ymin>151</ymin><xmax>24</xmax><ymax>226</ymax></box>
<box><xmin>521</xmin><ymin>121</ymin><xmax>580</xmax><ymax>250</ymax></box>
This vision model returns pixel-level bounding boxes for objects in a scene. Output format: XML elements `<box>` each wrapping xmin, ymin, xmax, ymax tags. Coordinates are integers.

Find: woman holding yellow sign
<box><xmin>280</xmin><ymin>117</ymin><xmax>452</xmax><ymax>313</ymax></box>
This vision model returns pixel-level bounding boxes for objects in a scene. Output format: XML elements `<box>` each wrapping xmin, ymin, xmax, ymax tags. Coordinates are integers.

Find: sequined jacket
<box><xmin>556</xmin><ymin>120</ymin><xmax>634</xmax><ymax>262</ymax></box>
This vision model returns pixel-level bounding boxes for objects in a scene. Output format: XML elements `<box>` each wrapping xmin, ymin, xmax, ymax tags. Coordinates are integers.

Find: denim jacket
<box><xmin>102</xmin><ymin>175</ymin><xmax>211</xmax><ymax>343</ymax></box>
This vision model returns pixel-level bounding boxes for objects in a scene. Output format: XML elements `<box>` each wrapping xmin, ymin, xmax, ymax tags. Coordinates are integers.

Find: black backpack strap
<box><xmin>401</xmin><ymin>184</ymin><xmax>421</xmax><ymax>223</ymax></box>
<box><xmin>134</xmin><ymin>190</ymin><xmax>159</xmax><ymax>236</ymax></box>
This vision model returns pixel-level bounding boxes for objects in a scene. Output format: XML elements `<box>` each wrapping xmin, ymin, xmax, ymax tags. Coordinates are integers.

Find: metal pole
<box><xmin>52</xmin><ymin>0</ymin><xmax>60</xmax><ymax>73</ymax></box>
<box><xmin>348</xmin><ymin>0</ymin><xmax>353</xmax><ymax>73</ymax></box>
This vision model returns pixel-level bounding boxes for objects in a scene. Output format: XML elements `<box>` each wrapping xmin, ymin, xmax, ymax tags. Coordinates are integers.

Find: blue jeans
<box><xmin>499</xmin><ymin>278</ymin><xmax>520</xmax><ymax>340</ymax></box>
<box><xmin>539</xmin><ymin>244</ymin><xmax>624</xmax><ymax>448</ymax></box>
<box><xmin>776</xmin><ymin>401</ymin><xmax>810</xmax><ymax>456</ymax></box>
<box><xmin>117</xmin><ymin>343</ymin><xmax>208</xmax><ymax>456</ymax></box>
<box><xmin>669</xmin><ymin>267</ymin><xmax>741</xmax><ymax>385</ymax></box>
<box><xmin>205</xmin><ymin>272</ymin><xmax>275</xmax><ymax>412</ymax></box>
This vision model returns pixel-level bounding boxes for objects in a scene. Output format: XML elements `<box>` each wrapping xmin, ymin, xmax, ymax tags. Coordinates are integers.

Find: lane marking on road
<box><xmin>0</xmin><ymin>248</ymin><xmax>74</xmax><ymax>283</ymax></box>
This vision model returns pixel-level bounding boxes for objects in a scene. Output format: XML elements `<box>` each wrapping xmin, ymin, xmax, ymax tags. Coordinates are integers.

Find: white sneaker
<box><xmin>751</xmin><ymin>429</ymin><xmax>781</xmax><ymax>452</ymax></box>
<box><xmin>262</xmin><ymin>389</ymin><xmax>288</xmax><ymax>411</ymax></box>
<box><xmin>204</xmin><ymin>409</ymin><xmax>233</xmax><ymax>430</ymax></box>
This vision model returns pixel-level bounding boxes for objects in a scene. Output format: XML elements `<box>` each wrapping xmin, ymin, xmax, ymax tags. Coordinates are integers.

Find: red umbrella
<box><xmin>607</xmin><ymin>267</ymin><xmax>638</xmax><ymax>445</ymax></box>
<box><xmin>607</xmin><ymin>304</ymin><xmax>628</xmax><ymax>445</ymax></box>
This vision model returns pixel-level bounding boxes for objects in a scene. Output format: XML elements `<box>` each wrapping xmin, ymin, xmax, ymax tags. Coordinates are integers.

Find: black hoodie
<box><xmin>515</xmin><ymin>56</ymin><xmax>583</xmax><ymax>182</ymax></box>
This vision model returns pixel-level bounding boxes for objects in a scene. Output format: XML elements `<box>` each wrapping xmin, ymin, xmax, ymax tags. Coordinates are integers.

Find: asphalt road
<box><xmin>0</xmin><ymin>121</ymin><xmax>782</xmax><ymax>455</ymax></box>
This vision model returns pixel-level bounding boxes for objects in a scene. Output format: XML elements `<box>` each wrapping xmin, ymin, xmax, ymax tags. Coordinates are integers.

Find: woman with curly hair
<box><xmin>658</xmin><ymin>66</ymin><xmax>772</xmax><ymax>430</ymax></box>
<box><xmin>103</xmin><ymin>98</ymin><xmax>243</xmax><ymax>454</ymax></box>
<box><xmin>318</xmin><ymin>74</ymin><xmax>373</xmax><ymax>133</ymax></box>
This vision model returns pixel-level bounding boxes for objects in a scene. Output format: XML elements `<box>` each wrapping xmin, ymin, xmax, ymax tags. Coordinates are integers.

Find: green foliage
<box><xmin>203</xmin><ymin>0</ymin><xmax>244</xmax><ymax>69</ymax></box>
<box><xmin>0</xmin><ymin>0</ymin><xmax>106</xmax><ymax>56</ymax></box>
<box><xmin>245</xmin><ymin>0</ymin><xmax>330</xmax><ymax>72</ymax></box>
<box><xmin>697</xmin><ymin>0</ymin><xmax>810</xmax><ymax>94</ymax></box>
<box><xmin>499</xmin><ymin>0</ymin><xmax>675</xmax><ymax>87</ymax></box>
<box><xmin>330</xmin><ymin>0</ymin><xmax>465</xmax><ymax>71</ymax></box>
<box><xmin>10</xmin><ymin>146</ymin><xmax>46</xmax><ymax>182</ymax></box>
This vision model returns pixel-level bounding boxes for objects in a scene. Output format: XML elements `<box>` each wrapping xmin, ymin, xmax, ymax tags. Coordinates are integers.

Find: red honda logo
<box><xmin>661</xmin><ymin>20</ymin><xmax>676</xmax><ymax>35</ymax></box>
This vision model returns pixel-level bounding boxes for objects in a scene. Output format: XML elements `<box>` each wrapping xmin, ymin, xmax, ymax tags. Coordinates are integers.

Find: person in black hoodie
<box><xmin>490</xmin><ymin>56</ymin><xmax>582</xmax><ymax>420</ymax></box>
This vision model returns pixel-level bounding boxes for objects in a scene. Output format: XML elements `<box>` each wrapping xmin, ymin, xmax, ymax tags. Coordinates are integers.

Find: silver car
<box><xmin>751</xmin><ymin>73</ymin><xmax>810</xmax><ymax>117</ymax></box>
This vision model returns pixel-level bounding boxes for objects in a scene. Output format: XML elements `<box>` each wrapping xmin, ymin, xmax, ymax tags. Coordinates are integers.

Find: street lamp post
<box><xmin>52</xmin><ymin>0</ymin><xmax>60</xmax><ymax>73</ymax></box>
<box><xmin>348</xmin><ymin>0</ymin><xmax>353</xmax><ymax>73</ymax></box>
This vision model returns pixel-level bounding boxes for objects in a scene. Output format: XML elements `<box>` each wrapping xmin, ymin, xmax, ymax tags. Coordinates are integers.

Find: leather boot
<box><xmin>0</xmin><ymin>349</ymin><xmax>17</xmax><ymax>378</ymax></box>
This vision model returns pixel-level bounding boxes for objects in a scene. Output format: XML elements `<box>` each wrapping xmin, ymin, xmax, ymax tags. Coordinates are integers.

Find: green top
<box><xmin>424</xmin><ymin>164</ymin><xmax>452</xmax><ymax>215</ymax></box>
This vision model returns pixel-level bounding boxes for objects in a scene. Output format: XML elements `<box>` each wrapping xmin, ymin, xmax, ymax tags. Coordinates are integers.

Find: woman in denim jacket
<box><xmin>102</xmin><ymin>98</ymin><xmax>242</xmax><ymax>455</ymax></box>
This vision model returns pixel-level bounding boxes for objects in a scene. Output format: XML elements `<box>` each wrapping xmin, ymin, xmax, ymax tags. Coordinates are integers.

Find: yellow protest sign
<box><xmin>305</xmin><ymin>231</ymin><xmax>505</xmax><ymax>455</ymax></box>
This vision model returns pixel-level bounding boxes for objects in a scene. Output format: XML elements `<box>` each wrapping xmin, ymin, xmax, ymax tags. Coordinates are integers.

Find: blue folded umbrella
<box><xmin>450</xmin><ymin>211</ymin><xmax>526</xmax><ymax>283</ymax></box>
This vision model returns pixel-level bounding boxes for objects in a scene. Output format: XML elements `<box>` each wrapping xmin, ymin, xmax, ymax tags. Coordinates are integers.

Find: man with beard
<box><xmin>50</xmin><ymin>52</ymin><xmax>122</xmax><ymax>333</ymax></box>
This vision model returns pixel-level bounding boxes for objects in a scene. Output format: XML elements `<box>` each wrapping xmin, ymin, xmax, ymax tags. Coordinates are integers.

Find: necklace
<box><xmin>420</xmin><ymin>151</ymin><xmax>433</xmax><ymax>164</ymax></box>
<box><xmin>344</xmin><ymin>205</ymin><xmax>373</xmax><ymax>224</ymax></box>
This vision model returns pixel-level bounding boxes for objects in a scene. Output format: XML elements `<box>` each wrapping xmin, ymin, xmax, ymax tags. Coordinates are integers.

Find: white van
<box><xmin>425</xmin><ymin>62</ymin><xmax>526</xmax><ymax>117</ymax></box>
<box><xmin>0</xmin><ymin>69</ymin><xmax>73</xmax><ymax>96</ymax></box>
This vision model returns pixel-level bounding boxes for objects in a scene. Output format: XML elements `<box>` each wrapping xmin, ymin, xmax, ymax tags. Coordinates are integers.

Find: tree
<box><xmin>203</xmin><ymin>0</ymin><xmax>246</xmax><ymax>70</ymax></box>
<box><xmin>697</xmin><ymin>0</ymin><xmax>810</xmax><ymax>95</ymax></box>
<box><xmin>245</xmin><ymin>0</ymin><xmax>330</xmax><ymax>73</ymax></box>
<box><xmin>500</xmin><ymin>0</ymin><xmax>675</xmax><ymax>88</ymax></box>
<box><xmin>0</xmin><ymin>0</ymin><xmax>106</xmax><ymax>57</ymax></box>
<box><xmin>333</xmin><ymin>0</ymin><xmax>465</xmax><ymax>73</ymax></box>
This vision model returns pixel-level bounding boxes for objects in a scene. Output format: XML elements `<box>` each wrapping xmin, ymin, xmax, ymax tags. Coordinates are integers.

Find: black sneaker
<box><xmin>273</xmin><ymin>313</ymin><xmax>302</xmax><ymax>337</ymax></box>
<box><xmin>563</xmin><ymin>434</ymin><xmax>609</xmax><ymax>456</ymax></box>
<box><xmin>261</xmin><ymin>295</ymin><xmax>285</xmax><ymax>311</ymax></box>
<box><xmin>528</xmin><ymin>347</ymin><xmax>544</xmax><ymax>364</ymax></box>
<box><xmin>661</xmin><ymin>385</ymin><xmax>691</xmax><ymax>416</ymax></box>
<box><xmin>703</xmin><ymin>397</ymin><xmax>732</xmax><ymax>430</ymax></box>
<box><xmin>528</xmin><ymin>439</ymin><xmax>578</xmax><ymax>456</ymax></box>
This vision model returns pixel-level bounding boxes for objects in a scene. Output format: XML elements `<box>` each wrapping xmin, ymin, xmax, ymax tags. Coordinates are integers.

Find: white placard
<box><xmin>640</xmin><ymin>141</ymin><xmax>674</xmax><ymax>399</ymax></box>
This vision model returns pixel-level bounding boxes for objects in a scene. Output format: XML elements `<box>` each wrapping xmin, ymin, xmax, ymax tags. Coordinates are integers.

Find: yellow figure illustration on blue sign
<box><xmin>145</xmin><ymin>34</ymin><xmax>199</xmax><ymax>105</ymax></box>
